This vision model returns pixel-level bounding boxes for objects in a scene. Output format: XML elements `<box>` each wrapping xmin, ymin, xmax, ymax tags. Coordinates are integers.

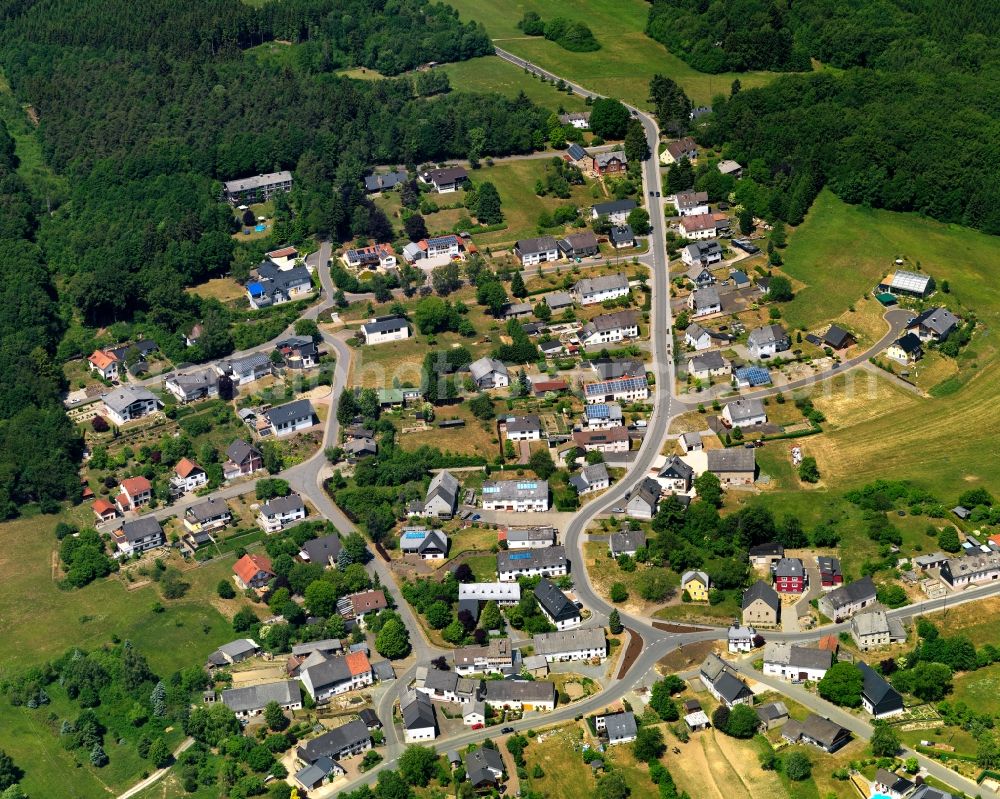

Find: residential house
<box><xmin>679</xmin><ymin>431</ymin><xmax>703</xmax><ymax>452</ymax></box>
<box><xmin>92</xmin><ymin>499</ymin><xmax>118</xmax><ymax>523</ymax></box>
<box><xmin>681</xmin><ymin>239</ymin><xmax>724</xmax><ymax>267</ymax></box>
<box><xmin>887</xmin><ymin>333</ymin><xmax>923</xmax><ymax>364</ymax></box>
<box><xmin>533</xmin><ymin>628</ymin><xmax>606</xmax><ymax>662</ymax></box>
<box><xmin>453</xmin><ymin>638</ymin><xmax>514</xmax><ymax>676</ymax></box>
<box><xmin>339</xmin><ymin>590</ymin><xmax>388</xmax><ymax>620</ymax></box>
<box><xmin>482</xmin><ymin>680</ymin><xmax>555</xmax><ymax>712</ymax></box>
<box><xmin>557</xmin><ymin>232</ymin><xmax>599</xmax><ymax>259</ymax></box>
<box><xmin>941</xmin><ymin>551</ymin><xmax>1000</xmax><ymax>587</ymax></box>
<box><xmin>728</xmin><ymin>623</ymin><xmax>757</xmax><ymax>653</ymax></box>
<box><xmin>502</xmin><ymin>301</ymin><xmax>534</xmax><ymax>319</ymax></box>
<box><xmin>661</xmin><ymin>137</ymin><xmax>698</xmax><ymax>165</ymax></box>
<box><xmin>763</xmin><ymin>643</ymin><xmax>832</xmax><ymax>682</ymax></box>
<box><xmin>102</xmin><ymin>387</ymin><xmax>161</xmax><ymax>425</ymax></box>
<box><xmin>219</xmin><ymin>352</ymin><xmax>272</xmax><ymax>386</ymax></box>
<box><xmin>419</xmin><ymin>166</ymin><xmax>468</xmax><ymax>193</ymax></box>
<box><xmin>246</xmin><ymin>262</ymin><xmax>312</xmax><ymax>309</ymax></box>
<box><xmin>224</xmin><ymin>440</ymin><xmax>263</xmax><ymax>480</ymax></box>
<box><xmin>658</xmin><ymin>455</ymin><xmax>694</xmax><ymax>493</ymax></box>
<box><xmin>823</xmin><ymin>325</ymin><xmax>855</xmax><ymax>350</ymax></box>
<box><xmin>818</xmin><ymin>576</ymin><xmax>876</xmax><ymax>622</ymax></box>
<box><xmin>816</xmin><ymin>556</ymin><xmax>844</xmax><ymax>587</ymax></box>
<box><xmin>559</xmin><ymin>112</ymin><xmax>591</xmax><ymax>129</ymax></box>
<box><xmin>164</xmin><ymin>369</ymin><xmax>218</xmax><ymax>404</ymax></box>
<box><xmin>465</xmin><ymin>747</ymin><xmax>505</xmax><ymax>789</ymax></box>
<box><xmin>399</xmin><ymin>528</ymin><xmax>449</xmax><ymax>560</ymax></box>
<box><xmin>402</xmin><ymin>691</ymin><xmax>438</xmax><ymax>742</ymax></box>
<box><xmin>184</xmin><ymin>498</ymin><xmax>231</xmax><ymax>535</ymax></box>
<box><xmin>296</xmin><ymin>534</ymin><xmax>341</xmax><ymax>569</ymax></box>
<box><xmin>184</xmin><ymin>323</ymin><xmax>203</xmax><ymax>347</ymax></box>
<box><xmin>538</xmin><ymin>340</ymin><xmax>564</xmax><ymax>359</ymax></box>
<box><xmin>572</xmin><ymin>272</ymin><xmax>630</xmax><ymax>305</ymax></box>
<box><xmin>469</xmin><ymin>357</ymin><xmax>510</xmax><ymax>389</ymax></box>
<box><xmin>296</xmin><ymin>719</ymin><xmax>371</xmax><ymax>765</ymax></box>
<box><xmin>223</xmin><ymin>171</ymin><xmax>292</xmax><ymax>204</ymax></box>
<box><xmin>914</xmin><ymin>552</ymin><xmax>950</xmax><ymax>570</ymax></box>
<box><xmin>417</xmin><ymin>668</ymin><xmax>480</xmax><ymax>704</ymax></box>
<box><xmin>687</xmin><ymin>286</ymin><xmax>723</xmax><ymax>319</ymax></box>
<box><xmin>424</xmin><ymin>234</ymin><xmax>463</xmax><ymax>259</ymax></box>
<box><xmin>258</xmin><ymin>494</ymin><xmax>307</xmax><ymax>532</ymax></box>
<box><xmin>782</xmin><ymin>714</ymin><xmax>851</xmax><ymax>752</ymax></box>
<box><xmin>686</xmin><ymin>265</ymin><xmax>717</xmax><ymax>288</ymax></box>
<box><xmin>706</xmin><ymin>447</ymin><xmax>756</xmax><ymax>485</ymax></box>
<box><xmin>572</xmin><ymin>427</ymin><xmax>630</xmax><ymax>454</ymax></box>
<box><xmin>774</xmin><ymin>558</ymin><xmax>806</xmax><ymax>593</ymax></box>
<box><xmin>515</xmin><ymin>236</ymin><xmax>560</xmax><ymax>266</ymax></box>
<box><xmin>733</xmin><ymin>366</ymin><xmax>772</xmax><ymax>388</ymax></box>
<box><xmin>501</xmin><ymin>415</ymin><xmax>542</xmax><ymax>442</ymax></box>
<box><xmin>503</xmin><ymin>527</ymin><xmax>557</xmax><ymax>550</ymax></box>
<box><xmin>747</xmin><ymin>324</ymin><xmax>791</xmax><ymax>358</ymax></box>
<box><xmin>263</xmin><ymin>399</ymin><xmax>314</xmax><ymax>437</ymax></box>
<box><xmin>687</xmin><ymin>350</ymin><xmax>731</xmax><ymax>380</ymax></box>
<box><xmin>749</xmin><ymin>543</ymin><xmax>785</xmax><ymax>568</ymax></box>
<box><xmin>207</xmin><ymin>639</ymin><xmax>260</xmax><ymax>668</ymax></box>
<box><xmin>497</xmin><ymin>546</ymin><xmax>567</xmax><ymax>582</ymax></box>
<box><xmin>419</xmin><ymin>470</ymin><xmax>459</xmax><ymax>519</ymax></box>
<box><xmin>626</xmin><ymin>478</ymin><xmax>661</xmax><ymax>520</ymax></box>
<box><xmin>462</xmin><ymin>700</ymin><xmax>487</xmax><ymax>727</ymax></box>
<box><xmin>274</xmin><ymin>336</ymin><xmax>319</xmax><ymax>370</ymax></box>
<box><xmin>851</xmin><ymin>610</ymin><xmax>906</xmax><ymax>651</ymax></box>
<box><xmin>534</xmin><ymin>577</ymin><xmax>580</xmax><ymax>630</ymax></box>
<box><xmin>672</xmin><ymin>191</ymin><xmax>710</xmax><ymax>217</ymax></box>
<box><xmin>743</xmin><ymin>580</ymin><xmax>780</xmax><ymax>626</ymax></box>
<box><xmin>858</xmin><ymin>662</ymin><xmax>905</xmax><ymax>718</ymax></box>
<box><xmin>722</xmin><ymin>398</ymin><xmax>767</xmax><ymax>428</ymax></box>
<box><xmin>531</xmin><ymin>378</ymin><xmax>568</xmax><ymax>397</ymax></box>
<box><xmin>756</xmin><ymin>701</ymin><xmax>789</xmax><ymax>731</ymax></box>
<box><xmin>717</xmin><ymin>160</ymin><xmax>743</xmax><ymax>178</ymax></box>
<box><xmin>481</xmin><ymin>479</ymin><xmax>549</xmax><ymax>512</ymax></box>
<box><xmin>580</xmin><ymin>310</ymin><xmax>640</xmax><ymax>347</ymax></box>
<box><xmin>609</xmin><ymin>225</ymin><xmax>635</xmax><ymax>249</ymax></box>
<box><xmin>111</xmin><ymin>516</ymin><xmax>165</xmax><ymax>557</ymax></box>
<box><xmin>700</xmin><ymin>654</ymin><xmax>753</xmax><ymax>708</ymax></box>
<box><xmin>910</xmin><ymin>787</ymin><xmax>953</xmax><ymax>799</ymax></box>
<box><xmin>684</xmin><ymin>322</ymin><xmax>714</xmax><ymax>350</ymax></box>
<box><xmin>681</xmin><ymin>570</ymin><xmax>710</xmax><ymax>602</ymax></box>
<box><xmin>457</xmin><ymin>583</ymin><xmax>522</xmax><ymax>606</ymax></box>
<box><xmin>878</xmin><ymin>270</ymin><xmax>934</xmax><ymax>298</ymax></box>
<box><xmin>584</xmin><ymin>402</ymin><xmax>624</xmax><ymax>429</ymax></box>
<box><xmin>678</xmin><ymin>213</ymin><xmax>718</xmax><ymax>240</ymax></box>
<box><xmin>593</xmin><ymin>150</ymin><xmax>628</xmax><ymax>176</ymax></box>
<box><xmin>222</xmin><ymin>680</ymin><xmax>302</xmax><ymax>721</ymax></box>
<box><xmin>544</xmin><ymin>291</ymin><xmax>576</xmax><ymax>312</ymax></box>
<box><xmin>88</xmin><ymin>349</ymin><xmax>120</xmax><ymax>381</ymax></box>
<box><xmin>342</xmin><ymin>243</ymin><xmax>397</xmax><ymax>270</ymax></box>
<box><xmin>300</xmin><ymin>652</ymin><xmax>374</xmax><ymax>701</ymax></box>
<box><xmin>115</xmin><ymin>476</ymin><xmax>152</xmax><ymax>512</ymax></box>
<box><xmin>591</xmin><ymin>199</ymin><xmax>637</xmax><ymax>225</ymax></box>
<box><xmin>609</xmin><ymin>528</ymin><xmax>646</xmax><ymax>558</ymax></box>
<box><xmin>569</xmin><ymin>462</ymin><xmax>610</xmax><ymax>495</ymax></box>
<box><xmin>596</xmin><ymin>712</ymin><xmax>638</xmax><ymax>744</ymax></box>
<box><xmin>874</xmin><ymin>769</ymin><xmax>916</xmax><ymax>799</ymax></box>
<box><xmin>233</xmin><ymin>554</ymin><xmax>274</xmax><ymax>590</ymax></box>
<box><xmin>908</xmin><ymin>307</ymin><xmax>959</xmax><ymax>342</ymax></box>
<box><xmin>363</xmin><ymin>170</ymin><xmax>408</xmax><ymax>193</ymax></box>
<box><xmin>171</xmin><ymin>458</ymin><xmax>207</xmax><ymax>494</ymax></box>
<box><xmin>360</xmin><ymin>315</ymin><xmax>411</xmax><ymax>345</ymax></box>
<box><xmin>584</xmin><ymin>375</ymin><xmax>649</xmax><ymax>404</ymax></box>
<box><xmin>590</xmin><ymin>357</ymin><xmax>645</xmax><ymax>380</ymax></box>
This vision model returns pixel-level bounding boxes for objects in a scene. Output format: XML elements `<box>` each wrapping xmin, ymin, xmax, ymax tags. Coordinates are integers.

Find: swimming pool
<box><xmin>254</xmin><ymin>223</ymin><xmax>266</xmax><ymax>232</ymax></box>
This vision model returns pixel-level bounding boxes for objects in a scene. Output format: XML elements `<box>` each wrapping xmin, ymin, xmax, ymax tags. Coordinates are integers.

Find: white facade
<box><xmin>361</xmin><ymin>319</ymin><xmax>411</xmax><ymax>346</ymax></box>
<box><xmin>404</xmin><ymin>725</ymin><xmax>436</xmax><ymax>743</ymax></box>
<box><xmin>532</xmin><ymin>630</ymin><xmax>607</xmax><ymax>662</ymax></box>
<box><xmin>258</xmin><ymin>498</ymin><xmax>307</xmax><ymax>533</ymax></box>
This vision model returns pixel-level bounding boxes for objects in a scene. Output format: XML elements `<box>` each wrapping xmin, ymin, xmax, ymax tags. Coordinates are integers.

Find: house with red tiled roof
<box><xmin>338</xmin><ymin>589</ymin><xmax>388</xmax><ymax>620</ymax></box>
<box><xmin>233</xmin><ymin>553</ymin><xmax>274</xmax><ymax>590</ymax></box>
<box><xmin>92</xmin><ymin>498</ymin><xmax>119</xmax><ymax>523</ymax></box>
<box><xmin>115</xmin><ymin>476</ymin><xmax>152</xmax><ymax>512</ymax></box>
<box><xmin>171</xmin><ymin>458</ymin><xmax>207</xmax><ymax>494</ymax></box>
<box><xmin>88</xmin><ymin>349</ymin><xmax>119</xmax><ymax>381</ymax></box>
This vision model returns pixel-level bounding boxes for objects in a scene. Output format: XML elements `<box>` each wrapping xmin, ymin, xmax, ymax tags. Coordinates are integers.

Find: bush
<box><xmin>784</xmin><ymin>751</ymin><xmax>811</xmax><ymax>781</ymax></box>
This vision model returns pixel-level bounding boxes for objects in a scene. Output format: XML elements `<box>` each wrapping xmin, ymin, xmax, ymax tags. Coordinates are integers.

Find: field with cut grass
<box><xmin>952</xmin><ymin>661</ymin><xmax>1000</xmax><ymax>717</ymax></box>
<box><xmin>445</xmin><ymin>0</ymin><xmax>786</xmax><ymax>107</ymax></box>
<box><xmin>441</xmin><ymin>56</ymin><xmax>589</xmax><ymax>112</ymax></box>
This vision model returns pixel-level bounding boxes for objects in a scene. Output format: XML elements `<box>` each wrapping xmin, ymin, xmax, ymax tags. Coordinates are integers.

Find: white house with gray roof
<box><xmin>907</xmin><ymin>307</ymin><xmax>959</xmax><ymax>342</ymax></box>
<box><xmin>503</xmin><ymin>415</ymin><xmax>542</xmax><ymax>441</ymax></box>
<box><xmin>722</xmin><ymin>398</ymin><xmax>767</xmax><ymax>428</ymax></box>
<box><xmin>596</xmin><ymin>711</ymin><xmax>638</xmax><ymax>744</ymax></box>
<box><xmin>258</xmin><ymin>494</ymin><xmax>306</xmax><ymax>532</ymax></box>
<box><xmin>581</xmin><ymin>310</ymin><xmax>640</xmax><ymax>346</ymax></box>
<box><xmin>747</xmin><ymin>324</ymin><xmax>790</xmax><ymax>358</ymax></box>
<box><xmin>818</xmin><ymin>576</ymin><xmax>877</xmax><ymax>622</ymax></box>
<box><xmin>688</xmin><ymin>350</ymin><xmax>731</xmax><ymax>380</ymax></box>
<box><xmin>684</xmin><ymin>322</ymin><xmax>714</xmax><ymax>350</ymax></box>
<box><xmin>687</xmin><ymin>286</ymin><xmax>721</xmax><ymax>317</ymax></box>
<box><xmin>421</xmin><ymin>470</ymin><xmax>459</xmax><ymax>519</ymax></box>
<box><xmin>707</xmin><ymin>447</ymin><xmax>756</xmax><ymax>485</ymax></box>
<box><xmin>217</xmin><ymin>352</ymin><xmax>272</xmax><ymax>385</ymax></box>
<box><xmin>609</xmin><ymin>528</ymin><xmax>646</xmax><ymax>557</ymax></box>
<box><xmin>469</xmin><ymin>357</ymin><xmax>509</xmax><ymax>389</ymax></box>
<box><xmin>532</xmin><ymin>628</ymin><xmax>606</xmax><ymax>662</ymax></box>
<box><xmin>401</xmin><ymin>690</ymin><xmax>438</xmax><ymax>742</ymax></box>
<box><xmin>504</xmin><ymin>527</ymin><xmax>557</xmax><ymax>550</ymax></box>
<box><xmin>221</xmin><ymin>679</ymin><xmax>302</xmax><ymax>721</ymax></box>
<box><xmin>591</xmin><ymin>199</ymin><xmax>636</xmax><ymax>225</ymax></box>
<box><xmin>572</xmin><ymin>273</ymin><xmax>630</xmax><ymax>305</ymax></box>
<box><xmin>481</xmin><ymin>479</ymin><xmax>549</xmax><ymax>512</ymax></box>
<box><xmin>497</xmin><ymin>546</ymin><xmax>566</xmax><ymax>582</ymax></box>
<box><xmin>263</xmin><ymin>399</ymin><xmax>314</xmax><ymax>437</ymax></box>
<box><xmin>763</xmin><ymin>643</ymin><xmax>832</xmax><ymax>681</ymax></box>
<box><xmin>658</xmin><ymin>455</ymin><xmax>694</xmax><ymax>493</ymax></box>
<box><xmin>515</xmin><ymin>236</ymin><xmax>560</xmax><ymax>266</ymax></box>
<box><xmin>681</xmin><ymin>240</ymin><xmax>723</xmax><ymax>267</ymax></box>
<box><xmin>164</xmin><ymin>369</ymin><xmax>218</xmax><ymax>404</ymax></box>
<box><xmin>102</xmin><ymin>387</ymin><xmax>161</xmax><ymax>425</ymax></box>
<box><xmin>360</xmin><ymin>315</ymin><xmax>410</xmax><ymax>345</ymax></box>
<box><xmin>570</xmin><ymin>462</ymin><xmax>610</xmax><ymax>495</ymax></box>
<box><xmin>224</xmin><ymin>171</ymin><xmax>292</xmax><ymax>204</ymax></box>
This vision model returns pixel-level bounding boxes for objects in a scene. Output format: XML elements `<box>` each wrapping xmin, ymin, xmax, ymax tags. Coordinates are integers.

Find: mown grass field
<box><xmin>441</xmin><ymin>55</ymin><xmax>589</xmax><ymax>112</ymax></box>
<box><xmin>444</xmin><ymin>0</ymin><xmax>786</xmax><ymax>107</ymax></box>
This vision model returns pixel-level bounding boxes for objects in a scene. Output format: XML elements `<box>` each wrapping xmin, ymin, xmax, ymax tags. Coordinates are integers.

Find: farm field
<box><xmin>444</xmin><ymin>0</ymin><xmax>786</xmax><ymax>107</ymax></box>
<box><xmin>440</xmin><ymin>56</ymin><xmax>589</xmax><ymax>112</ymax></box>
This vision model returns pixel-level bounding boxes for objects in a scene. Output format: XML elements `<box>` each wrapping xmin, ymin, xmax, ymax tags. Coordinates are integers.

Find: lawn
<box><xmin>952</xmin><ymin>661</ymin><xmax>1000</xmax><ymax>717</ymax></box>
<box><xmin>441</xmin><ymin>55</ymin><xmax>589</xmax><ymax>112</ymax></box>
<box><xmin>185</xmin><ymin>276</ymin><xmax>247</xmax><ymax>303</ymax></box>
<box><xmin>0</xmin><ymin>70</ymin><xmax>67</xmax><ymax>199</ymax></box>
<box><xmin>445</xmin><ymin>0</ymin><xmax>788</xmax><ymax>107</ymax></box>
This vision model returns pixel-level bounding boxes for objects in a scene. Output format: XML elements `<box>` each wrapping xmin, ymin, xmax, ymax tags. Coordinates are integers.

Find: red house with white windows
<box><xmin>115</xmin><ymin>476</ymin><xmax>153</xmax><ymax>513</ymax></box>
<box><xmin>774</xmin><ymin>557</ymin><xmax>806</xmax><ymax>594</ymax></box>
<box><xmin>817</xmin><ymin>556</ymin><xmax>843</xmax><ymax>588</ymax></box>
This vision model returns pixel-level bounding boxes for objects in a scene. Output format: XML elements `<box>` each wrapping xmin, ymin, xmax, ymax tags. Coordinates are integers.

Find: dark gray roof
<box><xmin>465</xmin><ymin>746</ymin><xmax>504</xmax><ymax>785</ymax></box>
<box><xmin>362</xmin><ymin>315</ymin><xmax>409</xmax><ymax>336</ymax></box>
<box><xmin>226</xmin><ymin>439</ymin><xmax>260</xmax><ymax>464</ymax></box>
<box><xmin>497</xmin><ymin>545</ymin><xmax>566</xmax><ymax>573</ymax></box>
<box><xmin>483</xmin><ymin>679</ymin><xmax>554</xmax><ymax>704</ymax></box>
<box><xmin>364</xmin><ymin>170</ymin><xmax>408</xmax><ymax>192</ymax></box>
<box><xmin>120</xmin><ymin>516</ymin><xmax>163</xmax><ymax>543</ymax></box>
<box><xmin>788</xmin><ymin>646</ymin><xmax>833</xmax><ymax>671</ymax></box>
<box><xmin>756</xmin><ymin>701</ymin><xmax>789</xmax><ymax>722</ymax></box>
<box><xmin>516</xmin><ymin>236</ymin><xmax>559</xmax><ymax>256</ymax></box>
<box><xmin>748</xmin><ymin>324</ymin><xmax>789</xmax><ymax>348</ymax></box>
<box><xmin>714</xmin><ymin>671</ymin><xmax>752</xmax><ymax>703</ymax></box>
<box><xmin>823</xmin><ymin>576</ymin><xmax>876</xmax><ymax>610</ymax></box>
<box><xmin>689</xmin><ymin>350</ymin><xmax>728</xmax><ymax>372</ymax></box>
<box><xmin>774</xmin><ymin>557</ymin><xmax>804</xmax><ymax>578</ymax></box>
<box><xmin>593</xmin><ymin>199</ymin><xmax>637</xmax><ymax>216</ymax></box>
<box><xmin>186</xmin><ymin>497</ymin><xmax>230</xmax><ymax>523</ymax></box>
<box><xmin>533</xmin><ymin>578</ymin><xmax>578</xmax><ymax>622</ymax></box>
<box><xmin>566</xmin><ymin>143</ymin><xmax>588</xmax><ymax>161</ymax></box>
<box><xmin>609</xmin><ymin>224</ymin><xmax>635</xmax><ymax>245</ymax></box>
<box><xmin>910</xmin><ymin>786</ymin><xmax>953</xmax><ymax>799</ymax></box>
<box><xmin>706</xmin><ymin>447</ymin><xmax>756</xmax><ymax>473</ymax></box>
<box><xmin>402</xmin><ymin>691</ymin><xmax>436</xmax><ymax>731</ymax></box>
<box><xmin>823</xmin><ymin>324</ymin><xmax>853</xmax><ymax>348</ymax></box>
<box><xmin>297</xmin><ymin>719</ymin><xmax>370</xmax><ymax>764</ymax></box>
<box><xmin>604</xmin><ymin>711</ymin><xmax>637</xmax><ymax>740</ymax></box>
<box><xmin>261</xmin><ymin>494</ymin><xmax>305</xmax><ymax>516</ymax></box>
<box><xmin>858</xmin><ymin>662</ymin><xmax>904</xmax><ymax>713</ymax></box>
<box><xmin>659</xmin><ymin>455</ymin><xmax>694</xmax><ymax>481</ymax></box>
<box><xmin>743</xmin><ymin>579</ymin><xmax>780</xmax><ymax>611</ymax></box>
<box><xmin>221</xmin><ymin>680</ymin><xmax>300</xmax><ymax>714</ymax></box>
<box><xmin>265</xmin><ymin>399</ymin><xmax>314</xmax><ymax>426</ymax></box>
<box><xmin>910</xmin><ymin>307</ymin><xmax>959</xmax><ymax>337</ymax></box>
<box><xmin>300</xmin><ymin>533</ymin><xmax>341</xmax><ymax>564</ymax></box>
<box><xmin>610</xmin><ymin>529</ymin><xmax>646</xmax><ymax>553</ymax></box>
<box><xmin>504</xmin><ymin>414</ymin><xmax>541</xmax><ymax>433</ymax></box>
<box><xmin>630</xmin><ymin>477</ymin><xmax>662</xmax><ymax>510</ymax></box>
<box><xmin>894</xmin><ymin>332</ymin><xmax>922</xmax><ymax>354</ymax></box>
<box><xmin>799</xmin><ymin>713</ymin><xmax>850</xmax><ymax>748</ymax></box>
<box><xmin>749</xmin><ymin>542</ymin><xmax>784</xmax><ymax>558</ymax></box>
<box><xmin>591</xmin><ymin>357</ymin><xmax>645</xmax><ymax>380</ymax></box>
<box><xmin>583</xmin><ymin>310</ymin><xmax>639</xmax><ymax>334</ymax></box>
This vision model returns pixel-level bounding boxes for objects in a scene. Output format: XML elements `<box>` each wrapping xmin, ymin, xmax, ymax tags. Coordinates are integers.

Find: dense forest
<box><xmin>646</xmin><ymin>0</ymin><xmax>999</xmax><ymax>73</ymax></box>
<box><xmin>0</xmin><ymin>0</ymin><xmax>554</xmax><ymax>513</ymax></box>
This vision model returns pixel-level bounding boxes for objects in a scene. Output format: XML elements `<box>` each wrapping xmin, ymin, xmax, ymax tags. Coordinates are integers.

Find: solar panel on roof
<box><xmin>516</xmin><ymin>482</ymin><xmax>537</xmax><ymax>490</ymax></box>
<box><xmin>403</xmin><ymin>532</ymin><xmax>426</xmax><ymax>539</ymax></box>
<box><xmin>587</xmin><ymin>404</ymin><xmax>610</xmax><ymax>418</ymax></box>
<box><xmin>483</xmin><ymin>486</ymin><xmax>499</xmax><ymax>494</ymax></box>
<box><xmin>509</xmin><ymin>552</ymin><xmax>532</xmax><ymax>560</ymax></box>
<box><xmin>735</xmin><ymin>366</ymin><xmax>771</xmax><ymax>386</ymax></box>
